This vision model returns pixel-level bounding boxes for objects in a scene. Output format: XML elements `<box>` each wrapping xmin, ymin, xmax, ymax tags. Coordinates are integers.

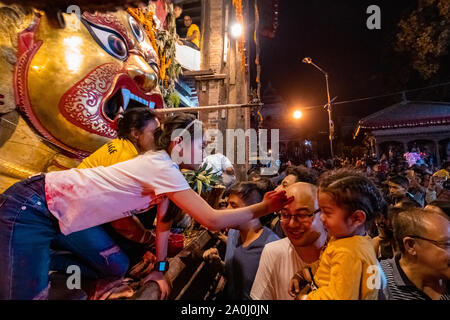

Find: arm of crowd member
<box><xmin>202</xmin><ymin>247</ymin><xmax>225</xmax><ymax>273</ymax></box>
<box><xmin>222</xmin><ymin>156</ymin><xmax>235</xmax><ymax>176</ymax></box>
<box><xmin>167</xmin><ymin>189</ymin><xmax>293</xmax><ymax>231</ymax></box>
<box><xmin>225</xmin><ymin>166</ymin><xmax>235</xmax><ymax>176</ymax></box>
<box><xmin>186</xmin><ymin>30</ymin><xmax>199</xmax><ymax>41</ymax></box>
<box><xmin>143</xmin><ymin>197</ymin><xmax>171</xmax><ymax>299</ymax></box>
<box><xmin>372</xmin><ymin>236</ymin><xmax>381</xmax><ymax>259</ymax></box>
<box><xmin>289</xmin><ymin>268</ymin><xmax>313</xmax><ymax>298</ymax></box>
<box><xmin>110</xmin><ymin>217</ymin><xmax>154</xmax><ymax>245</ymax></box>
<box><xmin>210</xmin><ymin>231</ymin><xmax>228</xmax><ymax>243</ymax></box>
<box><xmin>304</xmin><ymin>251</ymin><xmax>363</xmax><ymax>300</ymax></box>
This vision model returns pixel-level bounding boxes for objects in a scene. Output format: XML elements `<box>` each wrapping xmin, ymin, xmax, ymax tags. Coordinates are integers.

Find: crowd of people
<box><xmin>206</xmin><ymin>146</ymin><xmax>450</xmax><ymax>300</ymax></box>
<box><xmin>0</xmin><ymin>108</ymin><xmax>448</xmax><ymax>300</ymax></box>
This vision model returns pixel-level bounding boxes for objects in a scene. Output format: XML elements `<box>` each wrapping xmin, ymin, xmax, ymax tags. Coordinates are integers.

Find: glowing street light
<box><xmin>293</xmin><ymin>110</ymin><xmax>303</xmax><ymax>119</ymax></box>
<box><xmin>230</xmin><ymin>22</ymin><xmax>243</xmax><ymax>38</ymax></box>
<box><xmin>302</xmin><ymin>56</ymin><xmax>334</xmax><ymax>158</ymax></box>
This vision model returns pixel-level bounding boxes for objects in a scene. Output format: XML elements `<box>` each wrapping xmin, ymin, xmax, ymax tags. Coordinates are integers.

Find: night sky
<box><xmin>259</xmin><ymin>0</ymin><xmax>416</xmax><ymax>141</ymax></box>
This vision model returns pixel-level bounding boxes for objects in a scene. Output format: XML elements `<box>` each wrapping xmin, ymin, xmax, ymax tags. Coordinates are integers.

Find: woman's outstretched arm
<box><xmin>167</xmin><ymin>188</ymin><xmax>292</xmax><ymax>231</ymax></box>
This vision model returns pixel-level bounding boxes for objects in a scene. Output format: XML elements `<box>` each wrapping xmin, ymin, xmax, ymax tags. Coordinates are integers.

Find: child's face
<box><xmin>318</xmin><ymin>191</ymin><xmax>362</xmax><ymax>239</ymax></box>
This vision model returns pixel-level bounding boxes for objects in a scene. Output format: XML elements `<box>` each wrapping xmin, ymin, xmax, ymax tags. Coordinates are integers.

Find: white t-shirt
<box><xmin>202</xmin><ymin>153</ymin><xmax>233</xmax><ymax>177</ymax></box>
<box><xmin>45</xmin><ymin>150</ymin><xmax>190</xmax><ymax>235</ymax></box>
<box><xmin>250</xmin><ymin>237</ymin><xmax>306</xmax><ymax>300</ymax></box>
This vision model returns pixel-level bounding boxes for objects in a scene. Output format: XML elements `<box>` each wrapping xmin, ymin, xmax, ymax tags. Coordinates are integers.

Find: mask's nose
<box><xmin>126</xmin><ymin>54</ymin><xmax>158</xmax><ymax>93</ymax></box>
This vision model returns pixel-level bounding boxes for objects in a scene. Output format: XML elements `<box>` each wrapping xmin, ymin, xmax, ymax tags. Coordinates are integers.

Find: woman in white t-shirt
<box><xmin>0</xmin><ymin>113</ymin><xmax>292</xmax><ymax>300</ymax></box>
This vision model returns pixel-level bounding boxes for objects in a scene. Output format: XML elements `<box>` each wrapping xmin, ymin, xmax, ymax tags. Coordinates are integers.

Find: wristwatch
<box><xmin>154</xmin><ymin>260</ymin><xmax>169</xmax><ymax>273</ymax></box>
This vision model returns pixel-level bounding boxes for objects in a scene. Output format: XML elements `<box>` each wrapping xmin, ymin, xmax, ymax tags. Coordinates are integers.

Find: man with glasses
<box><xmin>379</xmin><ymin>208</ymin><xmax>450</xmax><ymax>300</ymax></box>
<box><xmin>251</xmin><ymin>182</ymin><xmax>328</xmax><ymax>300</ymax></box>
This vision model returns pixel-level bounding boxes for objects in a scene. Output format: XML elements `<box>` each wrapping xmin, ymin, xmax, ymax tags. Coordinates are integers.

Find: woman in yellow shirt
<box><xmin>78</xmin><ymin>108</ymin><xmax>158</xmax><ymax>169</ymax></box>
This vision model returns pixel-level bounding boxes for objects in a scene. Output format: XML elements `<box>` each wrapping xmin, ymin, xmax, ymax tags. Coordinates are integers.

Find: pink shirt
<box><xmin>45</xmin><ymin>150</ymin><xmax>189</xmax><ymax>235</ymax></box>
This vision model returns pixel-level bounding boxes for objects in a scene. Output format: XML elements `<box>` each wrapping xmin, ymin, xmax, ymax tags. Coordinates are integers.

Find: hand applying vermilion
<box><xmin>261</xmin><ymin>190</ymin><xmax>294</xmax><ymax>215</ymax></box>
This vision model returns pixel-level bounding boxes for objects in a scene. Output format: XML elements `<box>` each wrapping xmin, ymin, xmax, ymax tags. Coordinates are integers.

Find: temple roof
<box><xmin>357</xmin><ymin>101</ymin><xmax>450</xmax><ymax>130</ymax></box>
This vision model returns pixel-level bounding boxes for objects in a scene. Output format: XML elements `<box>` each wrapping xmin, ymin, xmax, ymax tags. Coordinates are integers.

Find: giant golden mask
<box><xmin>0</xmin><ymin>4</ymin><xmax>164</xmax><ymax>191</ymax></box>
<box><xmin>16</xmin><ymin>9</ymin><xmax>163</xmax><ymax>156</ymax></box>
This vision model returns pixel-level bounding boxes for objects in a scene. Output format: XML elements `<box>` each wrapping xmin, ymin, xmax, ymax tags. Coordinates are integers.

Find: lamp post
<box><xmin>302</xmin><ymin>57</ymin><xmax>334</xmax><ymax>159</ymax></box>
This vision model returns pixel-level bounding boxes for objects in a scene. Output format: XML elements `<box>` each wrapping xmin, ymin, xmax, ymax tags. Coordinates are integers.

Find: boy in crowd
<box><xmin>202</xmin><ymin>181</ymin><xmax>279</xmax><ymax>299</ymax></box>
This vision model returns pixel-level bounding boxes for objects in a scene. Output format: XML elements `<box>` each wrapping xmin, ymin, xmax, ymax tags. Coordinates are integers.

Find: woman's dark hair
<box><xmin>388</xmin><ymin>175</ymin><xmax>409</xmax><ymax>189</ymax></box>
<box><xmin>228</xmin><ymin>181</ymin><xmax>266</xmax><ymax>206</ymax></box>
<box><xmin>154</xmin><ymin>113</ymin><xmax>200</xmax><ymax>152</ymax></box>
<box><xmin>286</xmin><ymin>165</ymin><xmax>319</xmax><ymax>185</ymax></box>
<box><xmin>429</xmin><ymin>200</ymin><xmax>450</xmax><ymax>217</ymax></box>
<box><xmin>318</xmin><ymin>168</ymin><xmax>364</xmax><ymax>188</ymax></box>
<box><xmin>441</xmin><ymin>161</ymin><xmax>450</xmax><ymax>170</ymax></box>
<box><xmin>117</xmin><ymin>107</ymin><xmax>157</xmax><ymax>139</ymax></box>
<box><xmin>319</xmin><ymin>170</ymin><xmax>387</xmax><ymax>222</ymax></box>
<box><xmin>387</xmin><ymin>206</ymin><xmax>405</xmax><ymax>220</ymax></box>
<box><xmin>255</xmin><ymin>177</ymin><xmax>274</xmax><ymax>193</ymax></box>
<box><xmin>248</xmin><ymin>169</ymin><xmax>261</xmax><ymax>181</ymax></box>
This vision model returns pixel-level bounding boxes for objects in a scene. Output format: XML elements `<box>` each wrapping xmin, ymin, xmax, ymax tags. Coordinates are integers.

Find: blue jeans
<box><xmin>50</xmin><ymin>226</ymin><xmax>129</xmax><ymax>280</ymax></box>
<box><xmin>0</xmin><ymin>175</ymin><xmax>129</xmax><ymax>299</ymax></box>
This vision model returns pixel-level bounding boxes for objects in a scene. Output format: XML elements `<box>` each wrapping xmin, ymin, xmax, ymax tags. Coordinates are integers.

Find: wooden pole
<box><xmin>152</xmin><ymin>103</ymin><xmax>262</xmax><ymax>114</ymax></box>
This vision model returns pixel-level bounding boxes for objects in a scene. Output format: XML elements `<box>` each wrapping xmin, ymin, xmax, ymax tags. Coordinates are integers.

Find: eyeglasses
<box><xmin>407</xmin><ymin>235</ymin><xmax>450</xmax><ymax>250</ymax></box>
<box><xmin>279</xmin><ymin>208</ymin><xmax>320</xmax><ymax>223</ymax></box>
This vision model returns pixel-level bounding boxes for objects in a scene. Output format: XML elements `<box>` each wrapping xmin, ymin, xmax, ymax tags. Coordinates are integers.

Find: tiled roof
<box><xmin>358</xmin><ymin>101</ymin><xmax>450</xmax><ymax>130</ymax></box>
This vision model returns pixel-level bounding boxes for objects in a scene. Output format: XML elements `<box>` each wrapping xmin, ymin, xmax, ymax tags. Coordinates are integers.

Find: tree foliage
<box><xmin>396</xmin><ymin>0</ymin><xmax>450</xmax><ymax>79</ymax></box>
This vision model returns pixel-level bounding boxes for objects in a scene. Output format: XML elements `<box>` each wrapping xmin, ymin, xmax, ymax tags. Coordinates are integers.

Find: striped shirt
<box><xmin>379</xmin><ymin>254</ymin><xmax>450</xmax><ymax>300</ymax></box>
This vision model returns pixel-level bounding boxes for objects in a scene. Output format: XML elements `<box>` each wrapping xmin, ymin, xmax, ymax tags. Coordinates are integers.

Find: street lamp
<box><xmin>302</xmin><ymin>57</ymin><xmax>334</xmax><ymax>159</ymax></box>
<box><xmin>230</xmin><ymin>22</ymin><xmax>243</xmax><ymax>38</ymax></box>
<box><xmin>293</xmin><ymin>110</ymin><xmax>303</xmax><ymax>119</ymax></box>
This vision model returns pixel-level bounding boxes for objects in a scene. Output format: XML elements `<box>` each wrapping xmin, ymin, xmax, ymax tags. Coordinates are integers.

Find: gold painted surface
<box><xmin>0</xmin><ymin>113</ymin><xmax>75</xmax><ymax>193</ymax></box>
<box><xmin>27</xmin><ymin>11</ymin><xmax>161</xmax><ymax>152</ymax></box>
<box><xmin>0</xmin><ymin>4</ymin><xmax>161</xmax><ymax>192</ymax></box>
<box><xmin>28</xmin><ymin>13</ymin><xmax>122</xmax><ymax>152</ymax></box>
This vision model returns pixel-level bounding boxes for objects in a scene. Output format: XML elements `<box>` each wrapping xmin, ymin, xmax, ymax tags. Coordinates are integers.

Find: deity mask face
<box><xmin>14</xmin><ymin>9</ymin><xmax>163</xmax><ymax>156</ymax></box>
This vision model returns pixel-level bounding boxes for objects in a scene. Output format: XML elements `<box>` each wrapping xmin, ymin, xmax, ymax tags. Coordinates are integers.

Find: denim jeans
<box><xmin>50</xmin><ymin>226</ymin><xmax>129</xmax><ymax>280</ymax></box>
<box><xmin>0</xmin><ymin>174</ymin><xmax>129</xmax><ymax>299</ymax></box>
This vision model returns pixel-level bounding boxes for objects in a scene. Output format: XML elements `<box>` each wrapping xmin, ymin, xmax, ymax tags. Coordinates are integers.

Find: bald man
<box><xmin>250</xmin><ymin>182</ymin><xmax>328</xmax><ymax>300</ymax></box>
<box><xmin>379</xmin><ymin>208</ymin><xmax>450</xmax><ymax>300</ymax></box>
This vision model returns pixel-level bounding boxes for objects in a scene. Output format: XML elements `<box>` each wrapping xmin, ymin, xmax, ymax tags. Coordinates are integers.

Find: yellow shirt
<box><xmin>307</xmin><ymin>235</ymin><xmax>379</xmax><ymax>300</ymax></box>
<box><xmin>78</xmin><ymin>138</ymin><xmax>138</xmax><ymax>169</ymax></box>
<box><xmin>187</xmin><ymin>24</ymin><xmax>200</xmax><ymax>47</ymax></box>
